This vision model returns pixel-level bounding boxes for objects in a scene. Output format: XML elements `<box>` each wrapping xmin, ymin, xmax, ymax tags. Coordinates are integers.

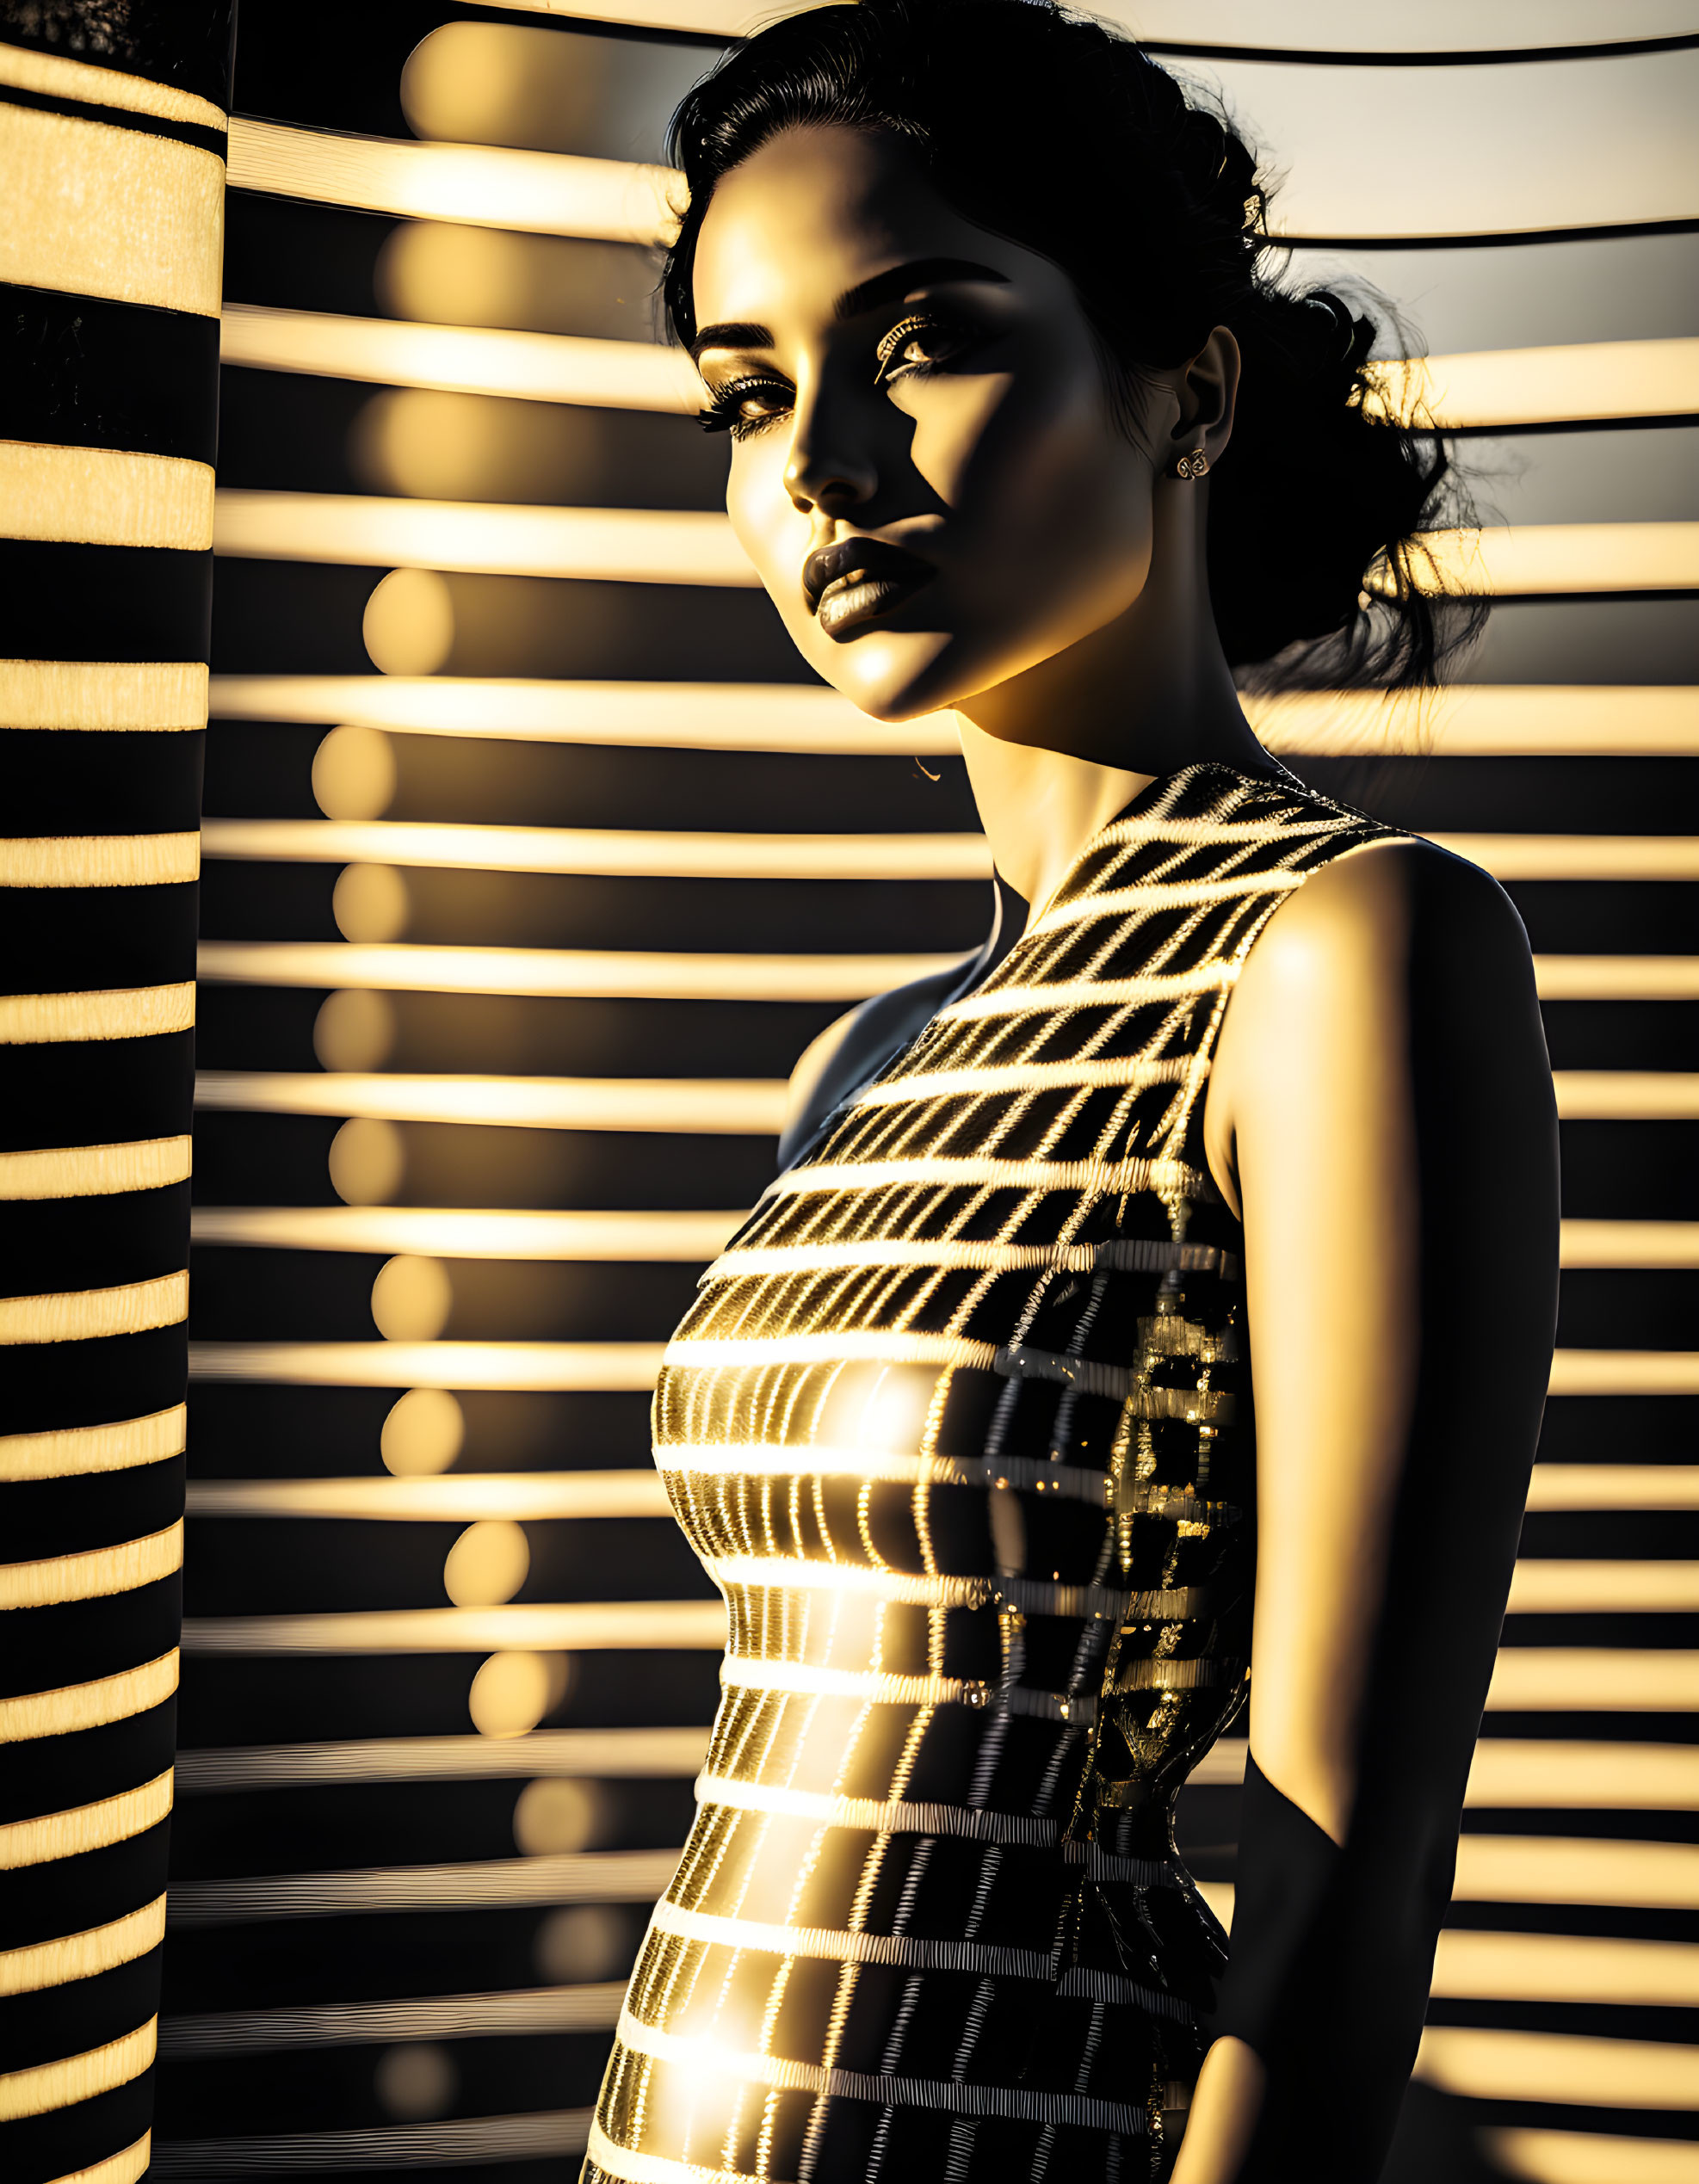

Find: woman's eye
<box><xmin>874</xmin><ymin>314</ymin><xmax>976</xmax><ymax>383</ymax></box>
<box><xmin>698</xmin><ymin>378</ymin><xmax>794</xmax><ymax>441</ymax></box>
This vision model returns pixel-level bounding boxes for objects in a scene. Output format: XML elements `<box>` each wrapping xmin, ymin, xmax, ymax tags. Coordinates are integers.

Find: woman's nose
<box><xmin>784</xmin><ymin>389</ymin><xmax>879</xmax><ymax>514</ymax></box>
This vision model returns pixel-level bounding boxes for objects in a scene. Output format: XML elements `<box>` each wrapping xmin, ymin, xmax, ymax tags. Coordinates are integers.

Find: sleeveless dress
<box><xmin>584</xmin><ymin>762</ymin><xmax>1398</xmax><ymax>2184</ymax></box>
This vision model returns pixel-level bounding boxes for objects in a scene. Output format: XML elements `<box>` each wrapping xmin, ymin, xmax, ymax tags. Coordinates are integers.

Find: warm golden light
<box><xmin>329</xmin><ymin>1118</ymin><xmax>406</xmax><ymax>1206</ymax></box>
<box><xmin>313</xmin><ymin>990</ymin><xmax>398</xmax><ymax>1072</ymax></box>
<box><xmin>401</xmin><ymin>20</ymin><xmax>708</xmax><ymax>161</ymax></box>
<box><xmin>1526</xmin><ymin>1465</ymin><xmax>1699</xmax><ymax>1512</ymax></box>
<box><xmin>1417</xmin><ymin>2027</ymin><xmax>1699</xmax><ymax>2112</ymax></box>
<box><xmin>0</xmin><ymin>1135</ymin><xmax>192</xmax><ymax>1201</ymax></box>
<box><xmin>187</xmin><ymin>1340</ymin><xmax>669</xmax><ymax>1391</ymax></box>
<box><xmin>1554</xmin><ymin>1072</ymin><xmax>1699</xmax><ymax>1121</ymax></box>
<box><xmin>1560</xmin><ymin>1222</ymin><xmax>1699</xmax><ymax>1268</ymax></box>
<box><xmin>1486</xmin><ymin>1650</ymin><xmax>1699</xmax><ymax>1712</ymax></box>
<box><xmin>312</xmin><ymin>724</ymin><xmax>397</xmax><ymax>819</ymax></box>
<box><xmin>223</xmin><ymin>304</ymin><xmax>701</xmax><ymax>412</ymax></box>
<box><xmin>1486</xmin><ymin>2125</ymin><xmax>1699</xmax><ymax>2181</ymax></box>
<box><xmin>205</xmin><ymin>817</ymin><xmax>992</xmax><ymax>882</ymax></box>
<box><xmin>207</xmin><ymin>676</ymin><xmax>1699</xmax><ymax>758</ymax></box>
<box><xmin>443</xmin><ymin>1520</ymin><xmax>530</xmax><ymax>1608</ymax></box>
<box><xmin>1505</xmin><ymin>1562</ymin><xmax>1699</xmax><ymax>1614</ymax></box>
<box><xmin>380</xmin><ymin>1388</ymin><xmax>466</xmax><ymax>1478</ymax></box>
<box><xmin>468</xmin><ymin>1650</ymin><xmax>569</xmax><ymax>1738</ymax></box>
<box><xmin>1535</xmin><ymin>961</ymin><xmax>1699</xmax><ymax>1003</ymax></box>
<box><xmin>0</xmin><ymin>984</ymin><xmax>196</xmax><ymax>1046</ymax></box>
<box><xmin>371</xmin><ymin>1255</ymin><xmax>453</xmax><ymax>1340</ymax></box>
<box><xmin>196</xmin><ymin>1070</ymin><xmax>787</xmax><ymax>1135</ymax></box>
<box><xmin>185</xmin><ymin>1472</ymin><xmax>670</xmax><ymax>1520</ymax></box>
<box><xmin>1434</xmin><ymin>837</ymin><xmax>1699</xmax><ymax>884</ymax></box>
<box><xmin>1547</xmin><ymin>1350</ymin><xmax>1699</xmax><ymax>1394</ymax></box>
<box><xmin>534</xmin><ymin>1903</ymin><xmax>629</xmax><ymax>1983</ymax></box>
<box><xmin>1452</xmin><ymin>1835</ymin><xmax>1699</xmax><ymax>1913</ymax></box>
<box><xmin>513</xmin><ymin>1777</ymin><xmax>606</xmax><ymax>1855</ymax></box>
<box><xmin>1248</xmin><ymin>686</ymin><xmax>1699</xmax><ymax>761</ymax></box>
<box><xmin>226</xmin><ymin>115</ymin><xmax>679</xmax><ymax>245</ymax></box>
<box><xmin>179</xmin><ymin>1724</ymin><xmax>707</xmax><ymax>1790</ymax></box>
<box><xmin>0</xmin><ymin>1272</ymin><xmax>188</xmax><ymax>1347</ymax></box>
<box><xmin>0</xmin><ymin>442</ymin><xmax>213</xmax><ymax>552</ymax></box>
<box><xmin>200</xmin><ymin>941</ymin><xmax>965</xmax><ymax>1003</ymax></box>
<box><xmin>182</xmin><ymin>1601</ymin><xmax>722</xmax><ymax>1652</ymax></box>
<box><xmin>374</xmin><ymin>220</ymin><xmax>661</xmax><ymax>341</ymax></box>
<box><xmin>214</xmin><ymin>490</ymin><xmax>757</xmax><ymax>585</ymax></box>
<box><xmin>0</xmin><ymin>658</ymin><xmax>207</xmax><ymax>732</ymax></box>
<box><xmin>0</xmin><ymin>36</ymin><xmax>225</xmax><ymax>126</ymax></box>
<box><xmin>212</xmin><ymin>673</ymin><xmax>961</xmax><ymax>753</ymax></box>
<box><xmin>1</xmin><ymin>100</ymin><xmax>224</xmax><ymax>318</ymax></box>
<box><xmin>332</xmin><ymin>863</ymin><xmax>411</xmax><ymax>943</ymax></box>
<box><xmin>362</xmin><ymin>569</ymin><xmax>455</xmax><ymax>676</ymax></box>
<box><xmin>1466</xmin><ymin>1740</ymin><xmax>1699</xmax><ymax>1812</ymax></box>
<box><xmin>195</xmin><ymin>1207</ymin><xmax>746</xmax><ymax>1261</ymax></box>
<box><xmin>1364</xmin><ymin>338</ymin><xmax>1699</xmax><ymax>430</ymax></box>
<box><xmin>0</xmin><ymin>1405</ymin><xmax>185</xmax><ymax>1485</ymax></box>
<box><xmin>0</xmin><ymin>834</ymin><xmax>199</xmax><ymax>889</ymax></box>
<box><xmin>374</xmin><ymin>2043</ymin><xmax>458</xmax><ymax>2121</ymax></box>
<box><xmin>1411</xmin><ymin>522</ymin><xmax>1699</xmax><ymax>598</ymax></box>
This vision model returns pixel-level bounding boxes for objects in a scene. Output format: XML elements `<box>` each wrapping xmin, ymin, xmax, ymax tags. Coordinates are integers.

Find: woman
<box><xmin>585</xmin><ymin>3</ymin><xmax>1559</xmax><ymax>2179</ymax></box>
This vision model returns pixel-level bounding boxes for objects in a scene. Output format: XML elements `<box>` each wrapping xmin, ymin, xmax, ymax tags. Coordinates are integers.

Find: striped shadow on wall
<box><xmin>77</xmin><ymin>1</ymin><xmax>1697</xmax><ymax>2181</ymax></box>
<box><xmin>0</xmin><ymin>11</ymin><xmax>233</xmax><ymax>2184</ymax></box>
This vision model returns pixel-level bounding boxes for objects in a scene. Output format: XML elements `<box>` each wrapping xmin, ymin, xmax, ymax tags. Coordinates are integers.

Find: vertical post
<box><xmin>0</xmin><ymin>7</ymin><xmax>231</xmax><ymax>2179</ymax></box>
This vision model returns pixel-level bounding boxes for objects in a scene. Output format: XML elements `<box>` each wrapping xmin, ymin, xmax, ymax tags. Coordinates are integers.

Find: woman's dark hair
<box><xmin>661</xmin><ymin>0</ymin><xmax>1483</xmax><ymax>688</ymax></box>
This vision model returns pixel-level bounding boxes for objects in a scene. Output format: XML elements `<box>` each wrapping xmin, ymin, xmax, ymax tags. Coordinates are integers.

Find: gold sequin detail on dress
<box><xmin>584</xmin><ymin>764</ymin><xmax>1399</xmax><ymax>2184</ymax></box>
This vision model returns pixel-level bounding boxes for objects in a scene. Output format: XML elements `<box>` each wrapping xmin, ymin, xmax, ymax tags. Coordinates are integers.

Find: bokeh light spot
<box><xmin>363</xmin><ymin>568</ymin><xmax>455</xmax><ymax>677</ymax></box>
<box><xmin>381</xmin><ymin>1386</ymin><xmax>465</xmax><ymax>1477</ymax></box>
<box><xmin>444</xmin><ymin>1518</ymin><xmax>529</xmax><ymax>1607</ymax></box>
<box><xmin>312</xmin><ymin>722</ymin><xmax>397</xmax><ymax>818</ymax></box>
<box><xmin>333</xmin><ymin>861</ymin><xmax>411</xmax><ymax>943</ymax></box>
<box><xmin>374</xmin><ymin>2042</ymin><xmax>458</xmax><ymax>2120</ymax></box>
<box><xmin>313</xmin><ymin>987</ymin><xmax>397</xmax><ymax>1071</ymax></box>
<box><xmin>372</xmin><ymin>1254</ymin><xmax>454</xmax><ymax>1341</ymax></box>
<box><xmin>329</xmin><ymin>1117</ymin><xmax>405</xmax><ymax>1206</ymax></box>
<box><xmin>467</xmin><ymin>1649</ymin><xmax>569</xmax><ymax>1738</ymax></box>
<box><xmin>533</xmin><ymin>1903</ymin><xmax>631</xmax><ymax>1984</ymax></box>
<box><xmin>513</xmin><ymin>1776</ymin><xmax>606</xmax><ymax>1856</ymax></box>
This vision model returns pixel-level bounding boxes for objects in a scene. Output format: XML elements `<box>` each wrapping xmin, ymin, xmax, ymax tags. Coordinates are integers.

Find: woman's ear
<box><xmin>1168</xmin><ymin>324</ymin><xmax>1241</xmax><ymax>472</ymax></box>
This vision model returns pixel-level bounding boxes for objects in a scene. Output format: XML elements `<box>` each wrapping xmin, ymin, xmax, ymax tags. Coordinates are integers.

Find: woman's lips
<box><xmin>803</xmin><ymin>537</ymin><xmax>937</xmax><ymax>639</ymax></box>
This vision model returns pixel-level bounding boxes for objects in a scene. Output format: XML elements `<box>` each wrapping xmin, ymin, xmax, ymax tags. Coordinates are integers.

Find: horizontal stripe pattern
<box><xmin>202</xmin><ymin>676</ymin><xmax>1699</xmax><ymax>757</ymax></box>
<box><xmin>0</xmin><ymin>1271</ymin><xmax>188</xmax><ymax>1345</ymax></box>
<box><xmin>0</xmin><ymin>1651</ymin><xmax>178</xmax><ymax>1744</ymax></box>
<box><xmin>0</xmin><ymin>1135</ymin><xmax>192</xmax><ymax>1200</ymax></box>
<box><xmin>5</xmin><ymin>28</ymin><xmax>213</xmax><ymax>2175</ymax></box>
<box><xmin>0</xmin><ymin>444</ymin><xmax>213</xmax><ymax>552</ymax></box>
<box><xmin>0</xmin><ymin>658</ymin><xmax>207</xmax><ymax>731</ymax></box>
<box><xmin>0</xmin><ymin>833</ymin><xmax>199</xmax><ymax>887</ymax></box>
<box><xmin>0</xmin><ymin>1773</ymin><xmax>172</xmax><ymax>1873</ymax></box>
<box><xmin>0</xmin><ymin>1405</ymin><xmax>186</xmax><ymax>1484</ymax></box>
<box><xmin>0</xmin><ymin>984</ymin><xmax>196</xmax><ymax>1044</ymax></box>
<box><xmin>0</xmin><ymin>1896</ymin><xmax>166</xmax><ymax>1999</ymax></box>
<box><xmin>0</xmin><ymin>1521</ymin><xmax>183</xmax><ymax>1612</ymax></box>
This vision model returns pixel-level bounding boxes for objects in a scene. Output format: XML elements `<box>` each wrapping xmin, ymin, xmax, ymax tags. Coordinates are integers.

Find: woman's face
<box><xmin>690</xmin><ymin>124</ymin><xmax>1167</xmax><ymax>724</ymax></box>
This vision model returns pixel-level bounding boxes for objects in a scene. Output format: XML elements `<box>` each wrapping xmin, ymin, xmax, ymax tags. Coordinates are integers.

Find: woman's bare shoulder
<box><xmin>1207</xmin><ymin>835</ymin><xmax>1550</xmax><ymax>1204</ymax></box>
<box><xmin>1243</xmin><ymin>833</ymin><xmax>1534</xmax><ymax>1003</ymax></box>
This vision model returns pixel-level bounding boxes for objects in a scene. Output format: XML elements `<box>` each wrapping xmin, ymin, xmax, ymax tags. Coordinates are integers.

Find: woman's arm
<box><xmin>1174</xmin><ymin>839</ymin><xmax>1560</xmax><ymax>2183</ymax></box>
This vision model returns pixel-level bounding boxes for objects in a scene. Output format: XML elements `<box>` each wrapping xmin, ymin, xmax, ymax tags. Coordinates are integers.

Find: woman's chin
<box><xmin>809</xmin><ymin>626</ymin><xmax>977</xmax><ymax>727</ymax></box>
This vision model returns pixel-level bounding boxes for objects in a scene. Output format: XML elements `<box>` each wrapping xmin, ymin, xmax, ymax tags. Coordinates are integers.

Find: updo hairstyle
<box><xmin>661</xmin><ymin>0</ymin><xmax>1482</xmax><ymax>688</ymax></box>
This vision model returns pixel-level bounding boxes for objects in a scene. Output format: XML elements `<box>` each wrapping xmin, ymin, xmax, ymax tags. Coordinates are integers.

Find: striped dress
<box><xmin>585</xmin><ymin>763</ymin><xmax>1399</xmax><ymax>2184</ymax></box>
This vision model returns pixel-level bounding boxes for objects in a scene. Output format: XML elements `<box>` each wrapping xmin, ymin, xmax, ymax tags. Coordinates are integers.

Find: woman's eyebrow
<box><xmin>833</xmin><ymin>256</ymin><xmax>1009</xmax><ymax>321</ymax></box>
<box><xmin>690</xmin><ymin>259</ymin><xmax>1008</xmax><ymax>362</ymax></box>
<box><xmin>690</xmin><ymin>320</ymin><xmax>774</xmax><ymax>363</ymax></box>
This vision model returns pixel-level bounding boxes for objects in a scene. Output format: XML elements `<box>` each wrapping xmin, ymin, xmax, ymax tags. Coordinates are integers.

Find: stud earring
<box><xmin>1173</xmin><ymin>447</ymin><xmax>1209</xmax><ymax>480</ymax></box>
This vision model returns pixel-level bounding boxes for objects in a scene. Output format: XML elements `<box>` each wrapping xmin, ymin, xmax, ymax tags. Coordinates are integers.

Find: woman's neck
<box><xmin>948</xmin><ymin>478</ymin><xmax>1276</xmax><ymax>923</ymax></box>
